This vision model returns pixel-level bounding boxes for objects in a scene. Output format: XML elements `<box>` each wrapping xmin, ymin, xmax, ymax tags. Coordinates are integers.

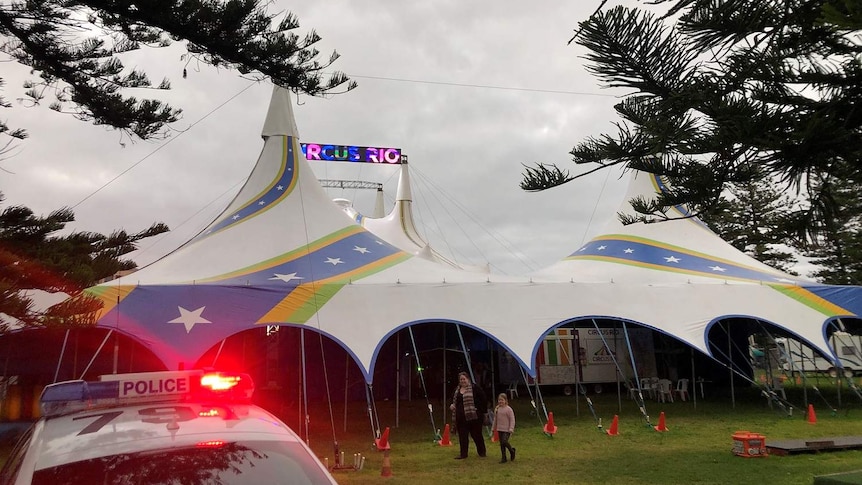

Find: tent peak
<box><xmin>261</xmin><ymin>85</ymin><xmax>300</xmax><ymax>138</ymax></box>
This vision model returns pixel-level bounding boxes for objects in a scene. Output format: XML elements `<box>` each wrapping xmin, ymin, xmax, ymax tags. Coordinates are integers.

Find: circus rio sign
<box><xmin>301</xmin><ymin>143</ymin><xmax>403</xmax><ymax>164</ymax></box>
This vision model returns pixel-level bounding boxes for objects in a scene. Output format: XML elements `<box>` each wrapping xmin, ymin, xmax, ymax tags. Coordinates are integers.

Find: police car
<box><xmin>0</xmin><ymin>370</ymin><xmax>337</xmax><ymax>484</ymax></box>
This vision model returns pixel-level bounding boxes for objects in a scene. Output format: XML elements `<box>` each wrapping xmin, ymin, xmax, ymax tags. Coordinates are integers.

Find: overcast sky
<box><xmin>1</xmin><ymin>1</ymin><xmax>650</xmax><ymax>276</ymax></box>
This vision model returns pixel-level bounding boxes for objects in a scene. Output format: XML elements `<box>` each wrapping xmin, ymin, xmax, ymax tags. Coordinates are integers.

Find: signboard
<box><xmin>300</xmin><ymin>143</ymin><xmax>403</xmax><ymax>164</ymax></box>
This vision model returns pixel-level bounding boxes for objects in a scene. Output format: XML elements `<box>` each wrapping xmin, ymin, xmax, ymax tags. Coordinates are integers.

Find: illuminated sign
<box><xmin>301</xmin><ymin>143</ymin><xmax>403</xmax><ymax>164</ymax></box>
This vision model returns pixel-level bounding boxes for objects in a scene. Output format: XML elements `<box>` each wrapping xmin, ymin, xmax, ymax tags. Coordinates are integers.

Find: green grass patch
<box><xmin>306</xmin><ymin>388</ymin><xmax>862</xmax><ymax>485</ymax></box>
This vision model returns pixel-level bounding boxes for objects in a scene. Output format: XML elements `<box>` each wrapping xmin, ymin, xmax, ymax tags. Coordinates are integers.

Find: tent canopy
<box><xmin>86</xmin><ymin>85</ymin><xmax>861</xmax><ymax>382</ymax></box>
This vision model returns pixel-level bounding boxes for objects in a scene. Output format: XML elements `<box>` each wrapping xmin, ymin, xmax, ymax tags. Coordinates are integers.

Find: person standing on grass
<box><xmin>449</xmin><ymin>371</ymin><xmax>487</xmax><ymax>459</ymax></box>
<box><xmin>492</xmin><ymin>393</ymin><xmax>516</xmax><ymax>463</ymax></box>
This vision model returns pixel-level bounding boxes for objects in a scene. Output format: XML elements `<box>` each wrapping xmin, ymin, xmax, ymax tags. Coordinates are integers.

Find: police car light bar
<box><xmin>41</xmin><ymin>370</ymin><xmax>255</xmax><ymax>417</ymax></box>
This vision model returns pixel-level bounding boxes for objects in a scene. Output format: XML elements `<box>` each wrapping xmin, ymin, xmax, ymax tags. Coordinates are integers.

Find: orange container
<box><xmin>732</xmin><ymin>431</ymin><xmax>767</xmax><ymax>457</ymax></box>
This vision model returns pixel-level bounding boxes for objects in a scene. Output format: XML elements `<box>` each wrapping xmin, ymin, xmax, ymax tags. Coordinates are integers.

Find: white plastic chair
<box><xmin>675</xmin><ymin>378</ymin><xmax>690</xmax><ymax>402</ymax></box>
<box><xmin>507</xmin><ymin>381</ymin><xmax>519</xmax><ymax>399</ymax></box>
<box><xmin>657</xmin><ymin>379</ymin><xmax>674</xmax><ymax>403</ymax></box>
<box><xmin>640</xmin><ymin>377</ymin><xmax>656</xmax><ymax>400</ymax></box>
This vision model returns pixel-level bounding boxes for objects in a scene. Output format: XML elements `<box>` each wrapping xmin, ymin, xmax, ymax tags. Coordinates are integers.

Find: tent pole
<box><xmin>408</xmin><ymin>326</ymin><xmax>439</xmax><ymax>440</ymax></box>
<box><xmin>691</xmin><ymin>348</ymin><xmax>697</xmax><ymax>410</ymax></box>
<box><xmin>456</xmin><ymin>324</ymin><xmax>475</xmax><ymax>382</ymax></box>
<box><xmin>344</xmin><ymin>354</ymin><xmax>349</xmax><ymax>433</ymax></box>
<box><xmin>301</xmin><ymin>329</ymin><xmax>309</xmax><ymax>444</ymax></box>
<box><xmin>574</xmin><ymin>327</ymin><xmax>580</xmax><ymax>417</ymax></box>
<box><xmin>621</xmin><ymin>321</ymin><xmax>650</xmax><ymax>426</ymax></box>
<box><xmin>727</xmin><ymin>323</ymin><xmax>735</xmax><ymax>409</ymax></box>
<box><xmin>54</xmin><ymin>329</ymin><xmax>70</xmax><ymax>384</ymax></box>
<box><xmin>800</xmin><ymin>339</ymin><xmax>808</xmax><ymax>409</ymax></box>
<box><xmin>211</xmin><ymin>339</ymin><xmax>227</xmax><ymax>367</ymax></box>
<box><xmin>364</xmin><ymin>383</ymin><xmax>377</xmax><ymax>442</ymax></box>
<box><xmin>832</xmin><ymin>331</ymin><xmax>842</xmax><ymax>408</ymax></box>
<box><xmin>80</xmin><ymin>329</ymin><xmax>113</xmax><ymax>380</ymax></box>
<box><xmin>615</xmin><ymin>322</ymin><xmax>622</xmax><ymax>414</ymax></box>
<box><xmin>395</xmin><ymin>334</ymin><xmax>400</xmax><ymax>428</ymax></box>
<box><xmin>112</xmin><ymin>294</ymin><xmax>120</xmax><ymax>375</ymax></box>
<box><xmin>489</xmin><ymin>335</ymin><xmax>496</xmax><ymax>402</ymax></box>
<box><xmin>442</xmin><ymin>326</ymin><xmax>446</xmax><ymax>428</ymax></box>
<box><xmin>575</xmin><ymin>346</ymin><xmax>580</xmax><ymax>417</ymax></box>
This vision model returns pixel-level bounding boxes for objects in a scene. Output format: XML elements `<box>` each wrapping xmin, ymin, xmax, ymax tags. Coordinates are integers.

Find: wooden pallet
<box><xmin>767</xmin><ymin>436</ymin><xmax>862</xmax><ymax>456</ymax></box>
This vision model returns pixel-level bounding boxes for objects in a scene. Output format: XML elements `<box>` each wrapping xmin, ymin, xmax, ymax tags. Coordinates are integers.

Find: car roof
<box><xmin>32</xmin><ymin>401</ymin><xmax>299</xmax><ymax>470</ymax></box>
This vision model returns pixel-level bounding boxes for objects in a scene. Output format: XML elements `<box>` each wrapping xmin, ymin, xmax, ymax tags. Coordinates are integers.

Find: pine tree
<box><xmin>0</xmin><ymin>0</ymin><xmax>356</xmax><ymax>153</ymax></box>
<box><xmin>521</xmin><ymin>0</ymin><xmax>862</xmax><ymax>239</ymax></box>
<box><xmin>699</xmin><ymin>174</ymin><xmax>799</xmax><ymax>274</ymax></box>
<box><xmin>795</xmin><ymin>170</ymin><xmax>862</xmax><ymax>284</ymax></box>
<box><xmin>0</xmin><ymin>193</ymin><xmax>167</xmax><ymax>330</ymax></box>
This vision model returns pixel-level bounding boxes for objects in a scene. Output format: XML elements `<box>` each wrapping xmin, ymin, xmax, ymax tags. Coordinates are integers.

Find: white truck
<box><xmin>775</xmin><ymin>331</ymin><xmax>862</xmax><ymax>378</ymax></box>
<box><xmin>534</xmin><ymin>327</ymin><xmax>657</xmax><ymax>395</ymax></box>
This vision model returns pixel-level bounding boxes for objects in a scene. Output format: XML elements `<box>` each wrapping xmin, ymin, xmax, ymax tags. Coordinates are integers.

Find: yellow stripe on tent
<box><xmin>769</xmin><ymin>285</ymin><xmax>850</xmax><ymax>317</ymax></box>
<box><xmin>257</xmin><ymin>252</ymin><xmax>411</xmax><ymax>323</ymax></box>
<box><xmin>194</xmin><ymin>226</ymin><xmax>365</xmax><ymax>283</ymax></box>
<box><xmin>83</xmin><ymin>285</ymin><xmax>137</xmax><ymax>320</ymax></box>
<box><xmin>569</xmin><ymin>255</ymin><xmax>767</xmax><ymax>283</ymax></box>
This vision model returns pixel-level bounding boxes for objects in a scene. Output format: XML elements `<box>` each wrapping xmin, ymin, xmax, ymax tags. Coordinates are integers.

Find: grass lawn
<box><xmin>302</xmin><ymin>385</ymin><xmax>862</xmax><ymax>485</ymax></box>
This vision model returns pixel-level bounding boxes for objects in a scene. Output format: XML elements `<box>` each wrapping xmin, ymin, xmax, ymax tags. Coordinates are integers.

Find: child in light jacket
<box><xmin>492</xmin><ymin>393</ymin><xmax>515</xmax><ymax>463</ymax></box>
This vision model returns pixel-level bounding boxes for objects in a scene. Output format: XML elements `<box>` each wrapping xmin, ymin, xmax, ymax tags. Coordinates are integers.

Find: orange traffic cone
<box><xmin>654</xmin><ymin>411</ymin><xmax>669</xmax><ymax>432</ymax></box>
<box><xmin>380</xmin><ymin>449</ymin><xmax>393</xmax><ymax>478</ymax></box>
<box><xmin>543</xmin><ymin>412</ymin><xmax>558</xmax><ymax>436</ymax></box>
<box><xmin>807</xmin><ymin>404</ymin><xmax>817</xmax><ymax>424</ymax></box>
<box><xmin>375</xmin><ymin>427</ymin><xmax>391</xmax><ymax>450</ymax></box>
<box><xmin>438</xmin><ymin>424</ymin><xmax>453</xmax><ymax>446</ymax></box>
<box><xmin>606</xmin><ymin>415</ymin><xmax>619</xmax><ymax>436</ymax></box>
<box><xmin>491</xmin><ymin>429</ymin><xmax>499</xmax><ymax>442</ymax></box>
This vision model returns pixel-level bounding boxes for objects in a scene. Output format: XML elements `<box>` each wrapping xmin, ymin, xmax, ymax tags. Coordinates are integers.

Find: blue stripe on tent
<box><xmin>798</xmin><ymin>285</ymin><xmax>862</xmax><ymax>317</ymax></box>
<box><xmin>568</xmin><ymin>238</ymin><xmax>804</xmax><ymax>284</ymax></box>
<box><xmin>214</xmin><ymin>231</ymin><xmax>403</xmax><ymax>286</ymax></box>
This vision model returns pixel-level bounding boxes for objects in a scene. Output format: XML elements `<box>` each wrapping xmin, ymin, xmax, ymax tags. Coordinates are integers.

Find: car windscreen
<box><xmin>32</xmin><ymin>440</ymin><xmax>333</xmax><ymax>485</ymax></box>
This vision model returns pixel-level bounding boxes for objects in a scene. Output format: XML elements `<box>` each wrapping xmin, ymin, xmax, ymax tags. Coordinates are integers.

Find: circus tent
<box><xmin>83</xmin><ymin>85</ymin><xmax>862</xmax><ymax>382</ymax></box>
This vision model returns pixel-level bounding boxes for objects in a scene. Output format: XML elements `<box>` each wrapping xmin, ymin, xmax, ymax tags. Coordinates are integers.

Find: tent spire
<box><xmin>395</xmin><ymin>160</ymin><xmax>412</xmax><ymax>202</ymax></box>
<box><xmin>261</xmin><ymin>85</ymin><xmax>300</xmax><ymax>138</ymax></box>
<box><xmin>373</xmin><ymin>187</ymin><xmax>385</xmax><ymax>218</ymax></box>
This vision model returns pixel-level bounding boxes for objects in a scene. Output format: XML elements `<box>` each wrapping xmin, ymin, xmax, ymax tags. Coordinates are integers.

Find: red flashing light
<box><xmin>198</xmin><ymin>372</ymin><xmax>254</xmax><ymax>401</ymax></box>
<box><xmin>201</xmin><ymin>373</ymin><xmax>242</xmax><ymax>391</ymax></box>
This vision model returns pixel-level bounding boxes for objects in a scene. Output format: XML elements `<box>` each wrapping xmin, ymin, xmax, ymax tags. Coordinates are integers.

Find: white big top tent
<box><xmin>85</xmin><ymin>85</ymin><xmax>862</xmax><ymax>383</ymax></box>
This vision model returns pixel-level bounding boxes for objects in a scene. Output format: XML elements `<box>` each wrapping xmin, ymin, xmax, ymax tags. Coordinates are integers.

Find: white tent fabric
<box><xmin>339</xmin><ymin>161</ymin><xmax>489</xmax><ymax>272</ymax></box>
<box><xmin>86</xmin><ymin>85</ymin><xmax>862</xmax><ymax>381</ymax></box>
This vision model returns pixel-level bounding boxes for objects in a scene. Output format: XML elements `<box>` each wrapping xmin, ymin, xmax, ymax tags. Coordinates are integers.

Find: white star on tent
<box><xmin>269</xmin><ymin>272</ymin><xmax>304</xmax><ymax>283</ymax></box>
<box><xmin>277</xmin><ymin>185</ymin><xmax>284</xmax><ymax>191</ymax></box>
<box><xmin>709</xmin><ymin>265</ymin><xmax>727</xmax><ymax>272</ymax></box>
<box><xmin>232</xmin><ymin>215</ymin><xmax>240</xmax><ymax>220</ymax></box>
<box><xmin>325</xmin><ymin>257</ymin><xmax>344</xmax><ymax>265</ymax></box>
<box><xmin>353</xmin><ymin>246</ymin><xmax>370</xmax><ymax>254</ymax></box>
<box><xmin>624</xmin><ymin>248</ymin><xmax>634</xmax><ymax>254</ymax></box>
<box><xmin>597</xmin><ymin>245</ymin><xmax>607</xmax><ymax>250</ymax></box>
<box><xmin>664</xmin><ymin>256</ymin><xmax>681</xmax><ymax>263</ymax></box>
<box><xmin>168</xmin><ymin>306</ymin><xmax>212</xmax><ymax>333</ymax></box>
<box><xmin>258</xmin><ymin>200</ymin><xmax>266</xmax><ymax>205</ymax></box>
<box><xmin>375</xmin><ymin>240</ymin><xmax>384</xmax><ymax>245</ymax></box>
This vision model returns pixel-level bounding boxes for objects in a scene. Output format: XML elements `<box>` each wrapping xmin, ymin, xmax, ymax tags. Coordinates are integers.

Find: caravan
<box><xmin>775</xmin><ymin>332</ymin><xmax>862</xmax><ymax>378</ymax></box>
<box><xmin>534</xmin><ymin>327</ymin><xmax>656</xmax><ymax>394</ymax></box>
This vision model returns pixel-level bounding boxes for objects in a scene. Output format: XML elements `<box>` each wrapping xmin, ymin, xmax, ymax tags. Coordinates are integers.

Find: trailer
<box><xmin>534</xmin><ymin>327</ymin><xmax>657</xmax><ymax>395</ymax></box>
<box><xmin>775</xmin><ymin>332</ymin><xmax>862</xmax><ymax>378</ymax></box>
